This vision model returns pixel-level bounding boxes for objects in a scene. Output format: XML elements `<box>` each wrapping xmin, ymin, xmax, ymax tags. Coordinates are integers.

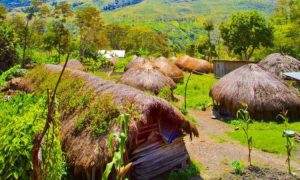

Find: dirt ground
<box><xmin>185</xmin><ymin>108</ymin><xmax>300</xmax><ymax>179</ymax></box>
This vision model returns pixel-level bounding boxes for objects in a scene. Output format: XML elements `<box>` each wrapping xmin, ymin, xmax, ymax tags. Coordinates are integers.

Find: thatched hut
<box><xmin>169</xmin><ymin>56</ymin><xmax>178</xmax><ymax>63</ymax></box>
<box><xmin>21</xmin><ymin>64</ymin><xmax>198</xmax><ymax>179</ymax></box>
<box><xmin>124</xmin><ymin>56</ymin><xmax>147</xmax><ymax>71</ymax></box>
<box><xmin>210</xmin><ymin>64</ymin><xmax>300</xmax><ymax>120</ymax></box>
<box><xmin>259</xmin><ymin>53</ymin><xmax>300</xmax><ymax>78</ymax></box>
<box><xmin>60</xmin><ymin>60</ymin><xmax>84</xmax><ymax>71</ymax></box>
<box><xmin>152</xmin><ymin>58</ymin><xmax>184</xmax><ymax>82</ymax></box>
<box><xmin>175</xmin><ymin>55</ymin><xmax>213</xmax><ymax>74</ymax></box>
<box><xmin>120</xmin><ymin>61</ymin><xmax>176</xmax><ymax>94</ymax></box>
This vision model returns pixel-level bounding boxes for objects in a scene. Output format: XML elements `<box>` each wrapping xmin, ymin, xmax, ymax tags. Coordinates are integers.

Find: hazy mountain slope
<box><xmin>104</xmin><ymin>0</ymin><xmax>276</xmax><ymax>22</ymax></box>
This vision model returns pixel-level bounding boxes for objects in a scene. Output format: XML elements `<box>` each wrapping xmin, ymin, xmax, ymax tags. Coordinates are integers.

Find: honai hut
<box><xmin>151</xmin><ymin>57</ymin><xmax>184</xmax><ymax>83</ymax></box>
<box><xmin>176</xmin><ymin>55</ymin><xmax>213</xmax><ymax>74</ymax></box>
<box><xmin>21</xmin><ymin>64</ymin><xmax>198</xmax><ymax>179</ymax></box>
<box><xmin>120</xmin><ymin>61</ymin><xmax>176</xmax><ymax>94</ymax></box>
<box><xmin>60</xmin><ymin>60</ymin><xmax>85</xmax><ymax>71</ymax></box>
<box><xmin>210</xmin><ymin>64</ymin><xmax>300</xmax><ymax>120</ymax></box>
<box><xmin>124</xmin><ymin>56</ymin><xmax>147</xmax><ymax>71</ymax></box>
<box><xmin>259</xmin><ymin>53</ymin><xmax>300</xmax><ymax>79</ymax></box>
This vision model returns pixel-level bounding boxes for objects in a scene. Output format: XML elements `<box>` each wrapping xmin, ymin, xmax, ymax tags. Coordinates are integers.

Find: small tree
<box><xmin>203</xmin><ymin>20</ymin><xmax>214</xmax><ymax>61</ymax></box>
<box><xmin>76</xmin><ymin>6</ymin><xmax>108</xmax><ymax>60</ymax></box>
<box><xmin>237</xmin><ymin>104</ymin><xmax>253</xmax><ymax>166</ymax></box>
<box><xmin>21</xmin><ymin>0</ymin><xmax>42</xmax><ymax>67</ymax></box>
<box><xmin>219</xmin><ymin>11</ymin><xmax>273</xmax><ymax>61</ymax></box>
<box><xmin>0</xmin><ymin>24</ymin><xmax>19</xmax><ymax>72</ymax></box>
<box><xmin>0</xmin><ymin>4</ymin><xmax>7</xmax><ymax>23</ymax></box>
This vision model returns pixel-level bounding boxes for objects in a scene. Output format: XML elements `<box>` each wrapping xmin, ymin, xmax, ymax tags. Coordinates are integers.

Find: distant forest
<box><xmin>103</xmin><ymin>0</ymin><xmax>144</xmax><ymax>11</ymax></box>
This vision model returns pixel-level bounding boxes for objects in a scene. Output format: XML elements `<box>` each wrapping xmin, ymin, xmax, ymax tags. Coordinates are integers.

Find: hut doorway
<box><xmin>130</xmin><ymin>117</ymin><xmax>189</xmax><ymax>179</ymax></box>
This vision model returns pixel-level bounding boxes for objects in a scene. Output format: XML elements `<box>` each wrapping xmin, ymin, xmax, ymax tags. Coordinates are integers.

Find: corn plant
<box><xmin>102</xmin><ymin>114</ymin><xmax>132</xmax><ymax>180</ymax></box>
<box><xmin>277</xmin><ymin>111</ymin><xmax>294</xmax><ymax>175</ymax></box>
<box><xmin>237</xmin><ymin>105</ymin><xmax>252</xmax><ymax>166</ymax></box>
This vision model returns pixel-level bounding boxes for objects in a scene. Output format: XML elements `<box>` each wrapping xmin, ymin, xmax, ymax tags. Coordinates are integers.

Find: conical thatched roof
<box><xmin>125</xmin><ymin>56</ymin><xmax>147</xmax><ymax>71</ymax></box>
<box><xmin>259</xmin><ymin>53</ymin><xmax>300</xmax><ymax>78</ymax></box>
<box><xmin>156</xmin><ymin>56</ymin><xmax>168</xmax><ymax>61</ymax></box>
<box><xmin>120</xmin><ymin>61</ymin><xmax>176</xmax><ymax>94</ymax></box>
<box><xmin>210</xmin><ymin>64</ymin><xmax>300</xmax><ymax>120</ymax></box>
<box><xmin>60</xmin><ymin>60</ymin><xmax>84</xmax><ymax>71</ymax></box>
<box><xmin>169</xmin><ymin>56</ymin><xmax>178</xmax><ymax>63</ymax></box>
<box><xmin>21</xmin><ymin>64</ymin><xmax>198</xmax><ymax>178</ymax></box>
<box><xmin>151</xmin><ymin>58</ymin><xmax>184</xmax><ymax>83</ymax></box>
<box><xmin>175</xmin><ymin>55</ymin><xmax>213</xmax><ymax>74</ymax></box>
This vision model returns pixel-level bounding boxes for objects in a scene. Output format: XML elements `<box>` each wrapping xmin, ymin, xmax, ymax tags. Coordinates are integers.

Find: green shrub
<box><xmin>0</xmin><ymin>93</ymin><xmax>65</xmax><ymax>179</ymax></box>
<box><xmin>0</xmin><ymin>65</ymin><xmax>21</xmax><ymax>86</ymax></box>
<box><xmin>231</xmin><ymin>160</ymin><xmax>244</xmax><ymax>175</ymax></box>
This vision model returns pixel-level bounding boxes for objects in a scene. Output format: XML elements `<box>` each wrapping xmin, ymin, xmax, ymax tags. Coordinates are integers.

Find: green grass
<box><xmin>168</xmin><ymin>159</ymin><xmax>201</xmax><ymax>180</ymax></box>
<box><xmin>227</xmin><ymin>121</ymin><xmax>300</xmax><ymax>154</ymax></box>
<box><xmin>173</xmin><ymin>73</ymin><xmax>217</xmax><ymax>109</ymax></box>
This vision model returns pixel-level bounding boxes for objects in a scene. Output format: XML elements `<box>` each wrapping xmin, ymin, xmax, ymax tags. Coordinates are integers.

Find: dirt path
<box><xmin>184</xmin><ymin>108</ymin><xmax>300</xmax><ymax>179</ymax></box>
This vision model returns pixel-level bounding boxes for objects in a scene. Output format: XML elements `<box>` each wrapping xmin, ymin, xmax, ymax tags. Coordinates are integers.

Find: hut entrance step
<box><xmin>130</xmin><ymin>138</ymin><xmax>189</xmax><ymax>179</ymax></box>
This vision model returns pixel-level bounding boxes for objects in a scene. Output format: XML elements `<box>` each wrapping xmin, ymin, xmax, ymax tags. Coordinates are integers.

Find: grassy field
<box><xmin>173</xmin><ymin>73</ymin><xmax>217</xmax><ymax>110</ymax></box>
<box><xmin>227</xmin><ymin>120</ymin><xmax>300</xmax><ymax>154</ymax></box>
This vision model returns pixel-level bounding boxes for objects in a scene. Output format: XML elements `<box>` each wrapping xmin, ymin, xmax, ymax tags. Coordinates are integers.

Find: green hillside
<box><xmin>102</xmin><ymin>0</ymin><xmax>276</xmax><ymax>49</ymax></box>
<box><xmin>1</xmin><ymin>0</ymin><xmax>277</xmax><ymax>50</ymax></box>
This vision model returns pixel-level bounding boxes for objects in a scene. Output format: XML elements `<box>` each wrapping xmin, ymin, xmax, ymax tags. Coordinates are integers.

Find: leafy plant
<box><xmin>0</xmin><ymin>93</ymin><xmax>65</xmax><ymax>179</ymax></box>
<box><xmin>102</xmin><ymin>114</ymin><xmax>132</xmax><ymax>180</ymax></box>
<box><xmin>231</xmin><ymin>160</ymin><xmax>244</xmax><ymax>175</ymax></box>
<box><xmin>237</xmin><ymin>104</ymin><xmax>253</xmax><ymax>166</ymax></box>
<box><xmin>277</xmin><ymin>111</ymin><xmax>294</xmax><ymax>174</ymax></box>
<box><xmin>0</xmin><ymin>65</ymin><xmax>21</xmax><ymax>86</ymax></box>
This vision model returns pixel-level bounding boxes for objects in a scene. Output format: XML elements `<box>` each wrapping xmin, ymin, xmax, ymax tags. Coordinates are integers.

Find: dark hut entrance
<box><xmin>130</xmin><ymin>108</ymin><xmax>189</xmax><ymax>179</ymax></box>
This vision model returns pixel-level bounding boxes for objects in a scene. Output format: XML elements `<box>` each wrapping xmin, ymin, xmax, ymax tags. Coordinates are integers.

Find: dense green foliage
<box><xmin>271</xmin><ymin>0</ymin><xmax>300</xmax><ymax>58</ymax></box>
<box><xmin>0</xmin><ymin>23</ymin><xmax>18</xmax><ymax>72</ymax></box>
<box><xmin>0</xmin><ymin>93</ymin><xmax>65</xmax><ymax>179</ymax></box>
<box><xmin>219</xmin><ymin>11</ymin><xmax>274</xmax><ymax>61</ymax></box>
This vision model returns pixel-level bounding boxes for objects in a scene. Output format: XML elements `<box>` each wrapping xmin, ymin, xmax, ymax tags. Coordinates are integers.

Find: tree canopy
<box><xmin>219</xmin><ymin>11</ymin><xmax>274</xmax><ymax>61</ymax></box>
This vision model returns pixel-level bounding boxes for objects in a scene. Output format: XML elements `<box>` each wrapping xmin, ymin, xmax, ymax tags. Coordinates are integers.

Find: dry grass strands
<box><xmin>120</xmin><ymin>61</ymin><xmax>176</xmax><ymax>94</ymax></box>
<box><xmin>210</xmin><ymin>64</ymin><xmax>300</xmax><ymax>120</ymax></box>
<box><xmin>259</xmin><ymin>53</ymin><xmax>300</xmax><ymax>78</ymax></box>
<box><xmin>176</xmin><ymin>55</ymin><xmax>213</xmax><ymax>74</ymax></box>
<box><xmin>21</xmin><ymin>64</ymin><xmax>198</xmax><ymax>178</ymax></box>
<box><xmin>151</xmin><ymin>58</ymin><xmax>184</xmax><ymax>83</ymax></box>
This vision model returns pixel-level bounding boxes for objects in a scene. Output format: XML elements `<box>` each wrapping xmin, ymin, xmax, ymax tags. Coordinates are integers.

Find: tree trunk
<box><xmin>22</xmin><ymin>19</ymin><xmax>29</xmax><ymax>68</ymax></box>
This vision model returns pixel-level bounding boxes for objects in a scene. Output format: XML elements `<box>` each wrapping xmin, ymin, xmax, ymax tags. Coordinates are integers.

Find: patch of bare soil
<box><xmin>184</xmin><ymin>108</ymin><xmax>300</xmax><ymax>179</ymax></box>
<box><xmin>218</xmin><ymin>166</ymin><xmax>300</xmax><ymax>180</ymax></box>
